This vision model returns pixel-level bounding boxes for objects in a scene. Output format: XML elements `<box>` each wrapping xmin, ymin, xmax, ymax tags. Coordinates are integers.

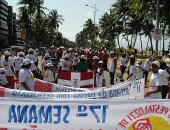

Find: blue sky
<box><xmin>6</xmin><ymin>0</ymin><xmax>115</xmax><ymax>41</ymax></box>
<box><xmin>6</xmin><ymin>0</ymin><xmax>169</xmax><ymax>50</ymax></box>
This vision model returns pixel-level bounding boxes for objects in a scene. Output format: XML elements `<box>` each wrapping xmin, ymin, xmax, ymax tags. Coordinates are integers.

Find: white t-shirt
<box><xmin>14</xmin><ymin>57</ymin><xmax>24</xmax><ymax>71</ymax></box>
<box><xmin>73</xmin><ymin>57</ymin><xmax>79</xmax><ymax>65</ymax></box>
<box><xmin>135</xmin><ymin>64</ymin><xmax>144</xmax><ymax>80</ymax></box>
<box><xmin>1</xmin><ymin>58</ymin><xmax>14</xmax><ymax>76</ymax></box>
<box><xmin>61</xmin><ymin>60</ymin><xmax>72</xmax><ymax>71</ymax></box>
<box><xmin>25</xmin><ymin>54</ymin><xmax>37</xmax><ymax>71</ymax></box>
<box><xmin>109</xmin><ymin>57</ymin><xmax>117</xmax><ymax>73</ymax></box>
<box><xmin>45</xmin><ymin>69</ymin><xmax>54</xmax><ymax>82</ymax></box>
<box><xmin>0</xmin><ymin>74</ymin><xmax>8</xmax><ymax>86</ymax></box>
<box><xmin>18</xmin><ymin>68</ymin><xmax>34</xmax><ymax>91</ymax></box>
<box><xmin>148</xmin><ymin>72</ymin><xmax>162</xmax><ymax>99</ymax></box>
<box><xmin>159</xmin><ymin>69</ymin><xmax>169</xmax><ymax>85</ymax></box>
<box><xmin>96</xmin><ymin>68</ymin><xmax>104</xmax><ymax>88</ymax></box>
<box><xmin>41</xmin><ymin>59</ymin><xmax>52</xmax><ymax>70</ymax></box>
<box><xmin>144</xmin><ymin>59</ymin><xmax>151</xmax><ymax>71</ymax></box>
<box><xmin>128</xmin><ymin>65</ymin><xmax>136</xmax><ymax>81</ymax></box>
<box><xmin>120</xmin><ymin>57</ymin><xmax>128</xmax><ymax>66</ymax></box>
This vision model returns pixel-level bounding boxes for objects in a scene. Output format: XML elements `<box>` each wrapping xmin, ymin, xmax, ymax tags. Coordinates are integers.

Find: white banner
<box><xmin>0</xmin><ymin>79</ymin><xmax>144</xmax><ymax>99</ymax></box>
<box><xmin>0</xmin><ymin>98</ymin><xmax>170</xmax><ymax>129</ymax></box>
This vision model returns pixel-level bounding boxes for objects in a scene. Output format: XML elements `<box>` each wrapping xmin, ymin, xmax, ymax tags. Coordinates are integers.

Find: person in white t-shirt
<box><xmin>0</xmin><ymin>68</ymin><xmax>8</xmax><ymax>88</ymax></box>
<box><xmin>14</xmin><ymin>52</ymin><xmax>24</xmax><ymax>78</ymax></box>
<box><xmin>96</xmin><ymin>60</ymin><xmax>104</xmax><ymax>88</ymax></box>
<box><xmin>45</xmin><ymin>63</ymin><xmax>54</xmax><ymax>83</ymax></box>
<box><xmin>135</xmin><ymin>59</ymin><xmax>145</xmax><ymax>80</ymax></box>
<box><xmin>120</xmin><ymin>53</ymin><xmax>128</xmax><ymax>82</ymax></box>
<box><xmin>145</xmin><ymin>61</ymin><xmax>162</xmax><ymax>99</ymax></box>
<box><xmin>144</xmin><ymin>53</ymin><xmax>155</xmax><ymax>85</ymax></box>
<box><xmin>1</xmin><ymin>51</ymin><xmax>16</xmax><ymax>89</ymax></box>
<box><xmin>41</xmin><ymin>53</ymin><xmax>52</xmax><ymax>80</ymax></box>
<box><xmin>18</xmin><ymin>59</ymin><xmax>34</xmax><ymax>91</ymax></box>
<box><xmin>127</xmin><ymin>58</ymin><xmax>136</xmax><ymax>81</ymax></box>
<box><xmin>25</xmin><ymin>48</ymin><xmax>38</xmax><ymax>78</ymax></box>
<box><xmin>59</xmin><ymin>54</ymin><xmax>72</xmax><ymax>72</ymax></box>
<box><xmin>159</xmin><ymin>62</ymin><xmax>170</xmax><ymax>99</ymax></box>
<box><xmin>109</xmin><ymin>51</ymin><xmax>117</xmax><ymax>85</ymax></box>
<box><xmin>73</xmin><ymin>53</ymin><xmax>79</xmax><ymax>72</ymax></box>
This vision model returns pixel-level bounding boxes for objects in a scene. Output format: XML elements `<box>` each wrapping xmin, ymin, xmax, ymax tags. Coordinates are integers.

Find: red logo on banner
<box><xmin>0</xmin><ymin>88</ymin><xmax>7</xmax><ymax>97</ymax></box>
<box><xmin>132</xmin><ymin>118</ymin><xmax>152</xmax><ymax>130</ymax></box>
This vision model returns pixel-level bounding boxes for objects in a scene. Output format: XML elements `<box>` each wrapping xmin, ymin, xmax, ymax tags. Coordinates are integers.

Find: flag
<box><xmin>58</xmin><ymin>72</ymin><xmax>94</xmax><ymax>88</ymax></box>
<box><xmin>34</xmin><ymin>78</ymin><xmax>89</xmax><ymax>92</ymax></box>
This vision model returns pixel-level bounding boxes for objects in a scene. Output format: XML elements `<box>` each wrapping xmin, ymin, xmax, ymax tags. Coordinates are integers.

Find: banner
<box><xmin>0</xmin><ymin>79</ymin><xmax>144</xmax><ymax>99</ymax></box>
<box><xmin>58</xmin><ymin>72</ymin><xmax>94</xmax><ymax>88</ymax></box>
<box><xmin>34</xmin><ymin>78</ymin><xmax>90</xmax><ymax>92</ymax></box>
<box><xmin>0</xmin><ymin>98</ymin><xmax>170</xmax><ymax>129</ymax></box>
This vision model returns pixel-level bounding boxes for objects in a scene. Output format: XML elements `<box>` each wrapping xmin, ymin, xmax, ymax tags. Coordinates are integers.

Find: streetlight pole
<box><xmin>85</xmin><ymin>4</ymin><xmax>99</xmax><ymax>48</ymax></box>
<box><xmin>85</xmin><ymin>4</ymin><xmax>99</xmax><ymax>26</ymax></box>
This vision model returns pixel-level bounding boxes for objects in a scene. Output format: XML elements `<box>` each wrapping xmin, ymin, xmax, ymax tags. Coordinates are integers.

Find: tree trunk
<box><xmin>145</xmin><ymin>36</ymin><xmax>149</xmax><ymax>56</ymax></box>
<box><xmin>117</xmin><ymin>35</ymin><xmax>122</xmax><ymax>55</ymax></box>
<box><xmin>149</xmin><ymin>36</ymin><xmax>154</xmax><ymax>54</ymax></box>
<box><xmin>140</xmin><ymin>35</ymin><xmax>143</xmax><ymax>56</ymax></box>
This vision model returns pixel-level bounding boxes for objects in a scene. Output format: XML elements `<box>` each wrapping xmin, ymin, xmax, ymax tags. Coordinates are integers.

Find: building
<box><xmin>0</xmin><ymin>0</ymin><xmax>8</xmax><ymax>36</ymax></box>
<box><xmin>7</xmin><ymin>5</ymin><xmax>13</xmax><ymax>46</ymax></box>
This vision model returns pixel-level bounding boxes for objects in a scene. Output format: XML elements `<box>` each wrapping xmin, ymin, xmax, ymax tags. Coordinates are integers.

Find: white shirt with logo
<box><xmin>14</xmin><ymin>57</ymin><xmax>24</xmax><ymax>71</ymax></box>
<box><xmin>45</xmin><ymin>69</ymin><xmax>54</xmax><ymax>82</ymax></box>
<box><xmin>61</xmin><ymin>60</ymin><xmax>72</xmax><ymax>71</ymax></box>
<box><xmin>1</xmin><ymin>58</ymin><xmax>14</xmax><ymax>76</ymax></box>
<box><xmin>19</xmin><ymin>68</ymin><xmax>34</xmax><ymax>91</ymax></box>
<box><xmin>128</xmin><ymin>65</ymin><xmax>136</xmax><ymax>81</ymax></box>
<box><xmin>25</xmin><ymin>54</ymin><xmax>37</xmax><ymax>71</ymax></box>
<box><xmin>159</xmin><ymin>69</ymin><xmax>169</xmax><ymax>85</ymax></box>
<box><xmin>148</xmin><ymin>72</ymin><xmax>162</xmax><ymax>99</ymax></box>
<box><xmin>135</xmin><ymin>64</ymin><xmax>145</xmax><ymax>80</ymax></box>
<box><xmin>144</xmin><ymin>59</ymin><xmax>151</xmax><ymax>71</ymax></box>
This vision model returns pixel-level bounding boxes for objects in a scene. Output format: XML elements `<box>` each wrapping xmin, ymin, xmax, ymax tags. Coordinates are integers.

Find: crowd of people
<box><xmin>0</xmin><ymin>46</ymin><xmax>170</xmax><ymax>99</ymax></box>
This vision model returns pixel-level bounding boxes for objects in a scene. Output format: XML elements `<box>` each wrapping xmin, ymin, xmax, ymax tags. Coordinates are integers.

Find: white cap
<box><xmin>28</xmin><ymin>48</ymin><xmax>34</xmax><ymax>53</ymax></box>
<box><xmin>168</xmin><ymin>53</ymin><xmax>170</xmax><ymax>56</ymax></box>
<box><xmin>136</xmin><ymin>59</ymin><xmax>142</xmax><ymax>64</ymax></box>
<box><xmin>46</xmin><ymin>63</ymin><xmax>53</xmax><ymax>67</ymax></box>
<box><xmin>17</xmin><ymin>52</ymin><xmax>24</xmax><ymax>57</ymax></box>
<box><xmin>45</xmin><ymin>53</ymin><xmax>50</xmax><ymax>57</ymax></box>
<box><xmin>80</xmin><ymin>55</ymin><xmax>86</xmax><ymax>59</ymax></box>
<box><xmin>110</xmin><ymin>51</ymin><xmax>114</xmax><ymax>54</ymax></box>
<box><xmin>130</xmin><ymin>55</ymin><xmax>134</xmax><ymax>58</ymax></box>
<box><xmin>99</xmin><ymin>60</ymin><xmax>103</xmax><ymax>64</ymax></box>
<box><xmin>22</xmin><ymin>59</ymin><xmax>33</xmax><ymax>65</ymax></box>
<box><xmin>92</xmin><ymin>56</ymin><xmax>99</xmax><ymax>60</ymax></box>
<box><xmin>152</xmin><ymin>61</ymin><xmax>160</xmax><ymax>68</ymax></box>
<box><xmin>0</xmin><ymin>68</ymin><xmax>6</xmax><ymax>74</ymax></box>
<box><xmin>4</xmin><ymin>51</ymin><xmax>10</xmax><ymax>56</ymax></box>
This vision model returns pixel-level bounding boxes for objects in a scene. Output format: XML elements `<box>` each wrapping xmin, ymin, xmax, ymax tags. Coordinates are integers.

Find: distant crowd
<box><xmin>0</xmin><ymin>46</ymin><xmax>170</xmax><ymax>99</ymax></box>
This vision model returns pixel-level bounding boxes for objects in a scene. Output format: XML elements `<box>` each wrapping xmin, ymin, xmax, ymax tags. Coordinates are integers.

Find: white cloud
<box><xmin>84</xmin><ymin>12</ymin><xmax>93</xmax><ymax>16</ymax></box>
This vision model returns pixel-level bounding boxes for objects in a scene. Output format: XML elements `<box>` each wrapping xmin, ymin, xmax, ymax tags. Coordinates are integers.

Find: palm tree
<box><xmin>48</xmin><ymin>9</ymin><xmax>64</xmax><ymax>31</ymax></box>
<box><xmin>84</xmin><ymin>19</ymin><xmax>98</xmax><ymax>48</ymax></box>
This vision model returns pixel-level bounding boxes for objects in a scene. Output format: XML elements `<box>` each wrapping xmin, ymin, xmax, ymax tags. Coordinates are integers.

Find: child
<box><xmin>0</xmin><ymin>68</ymin><xmax>9</xmax><ymax>88</ymax></box>
<box><xmin>96</xmin><ymin>61</ymin><xmax>104</xmax><ymax>88</ymax></box>
<box><xmin>45</xmin><ymin>63</ymin><xmax>54</xmax><ymax>83</ymax></box>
